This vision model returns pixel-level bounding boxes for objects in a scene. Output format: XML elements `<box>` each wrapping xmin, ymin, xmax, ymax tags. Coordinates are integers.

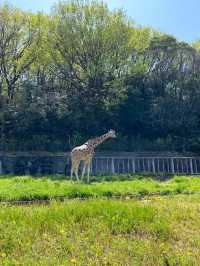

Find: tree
<box><xmin>48</xmin><ymin>1</ymin><xmax>132</xmax><ymax>134</ymax></box>
<box><xmin>0</xmin><ymin>4</ymin><xmax>39</xmax><ymax>101</ymax></box>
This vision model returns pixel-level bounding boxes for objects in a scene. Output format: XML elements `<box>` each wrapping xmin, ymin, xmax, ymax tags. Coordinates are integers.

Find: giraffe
<box><xmin>70</xmin><ymin>130</ymin><xmax>116</xmax><ymax>182</ymax></box>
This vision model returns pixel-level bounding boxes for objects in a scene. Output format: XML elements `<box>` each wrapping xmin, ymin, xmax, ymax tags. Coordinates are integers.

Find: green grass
<box><xmin>0</xmin><ymin>174</ymin><xmax>200</xmax><ymax>202</ymax></box>
<box><xmin>1</xmin><ymin>175</ymin><xmax>200</xmax><ymax>265</ymax></box>
<box><xmin>0</xmin><ymin>196</ymin><xmax>200</xmax><ymax>265</ymax></box>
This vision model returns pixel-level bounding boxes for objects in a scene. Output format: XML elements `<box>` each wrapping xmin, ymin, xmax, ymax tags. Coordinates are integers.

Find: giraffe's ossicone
<box><xmin>70</xmin><ymin>130</ymin><xmax>116</xmax><ymax>182</ymax></box>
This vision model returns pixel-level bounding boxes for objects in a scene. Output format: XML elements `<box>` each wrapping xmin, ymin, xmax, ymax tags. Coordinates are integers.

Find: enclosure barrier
<box><xmin>90</xmin><ymin>157</ymin><xmax>200</xmax><ymax>175</ymax></box>
<box><xmin>0</xmin><ymin>154</ymin><xmax>200</xmax><ymax>175</ymax></box>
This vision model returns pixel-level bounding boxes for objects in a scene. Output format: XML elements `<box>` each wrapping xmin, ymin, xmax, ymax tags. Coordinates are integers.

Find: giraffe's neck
<box><xmin>86</xmin><ymin>133</ymin><xmax>111</xmax><ymax>149</ymax></box>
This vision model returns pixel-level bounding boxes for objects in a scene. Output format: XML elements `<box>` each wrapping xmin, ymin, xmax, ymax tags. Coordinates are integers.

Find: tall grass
<box><xmin>0</xmin><ymin>196</ymin><xmax>200</xmax><ymax>265</ymax></box>
<box><xmin>0</xmin><ymin>174</ymin><xmax>200</xmax><ymax>202</ymax></box>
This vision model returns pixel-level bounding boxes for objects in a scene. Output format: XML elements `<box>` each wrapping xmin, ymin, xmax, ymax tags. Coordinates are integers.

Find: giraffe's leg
<box><xmin>81</xmin><ymin>161</ymin><xmax>86</xmax><ymax>182</ymax></box>
<box><xmin>70</xmin><ymin>166</ymin><xmax>74</xmax><ymax>180</ymax></box>
<box><xmin>86</xmin><ymin>158</ymin><xmax>92</xmax><ymax>183</ymax></box>
<box><xmin>74</xmin><ymin>161</ymin><xmax>80</xmax><ymax>182</ymax></box>
<box><xmin>70</xmin><ymin>158</ymin><xmax>76</xmax><ymax>181</ymax></box>
<box><xmin>71</xmin><ymin>158</ymin><xmax>79</xmax><ymax>182</ymax></box>
<box><xmin>87</xmin><ymin>163</ymin><xmax>91</xmax><ymax>183</ymax></box>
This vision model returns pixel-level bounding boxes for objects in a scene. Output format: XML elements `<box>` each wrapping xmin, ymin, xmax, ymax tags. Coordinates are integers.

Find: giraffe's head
<box><xmin>107</xmin><ymin>129</ymin><xmax>116</xmax><ymax>138</ymax></box>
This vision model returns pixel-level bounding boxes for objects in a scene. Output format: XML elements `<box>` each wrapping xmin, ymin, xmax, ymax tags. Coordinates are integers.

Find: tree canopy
<box><xmin>1</xmin><ymin>1</ymin><xmax>200</xmax><ymax>152</ymax></box>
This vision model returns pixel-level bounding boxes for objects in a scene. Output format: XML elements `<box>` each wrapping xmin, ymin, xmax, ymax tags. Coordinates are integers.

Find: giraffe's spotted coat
<box><xmin>70</xmin><ymin>130</ymin><xmax>116</xmax><ymax>182</ymax></box>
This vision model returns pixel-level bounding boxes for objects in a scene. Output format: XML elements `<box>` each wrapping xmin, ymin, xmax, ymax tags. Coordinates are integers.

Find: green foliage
<box><xmin>1</xmin><ymin>1</ymin><xmax>200</xmax><ymax>151</ymax></box>
<box><xmin>0</xmin><ymin>4</ymin><xmax>40</xmax><ymax>100</ymax></box>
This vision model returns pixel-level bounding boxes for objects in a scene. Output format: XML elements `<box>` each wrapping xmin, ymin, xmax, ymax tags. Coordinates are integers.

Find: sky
<box><xmin>1</xmin><ymin>0</ymin><xmax>200</xmax><ymax>43</ymax></box>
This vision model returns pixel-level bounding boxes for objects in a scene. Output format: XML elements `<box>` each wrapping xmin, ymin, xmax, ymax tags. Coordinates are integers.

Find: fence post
<box><xmin>127</xmin><ymin>159</ymin><xmax>130</xmax><ymax>173</ymax></box>
<box><xmin>106</xmin><ymin>158</ymin><xmax>109</xmax><ymax>174</ymax></box>
<box><xmin>132</xmin><ymin>158</ymin><xmax>135</xmax><ymax>173</ymax></box>
<box><xmin>122</xmin><ymin>159</ymin><xmax>125</xmax><ymax>173</ymax></box>
<box><xmin>181</xmin><ymin>159</ymin><xmax>184</xmax><ymax>173</ymax></box>
<box><xmin>189</xmin><ymin>158</ymin><xmax>193</xmax><ymax>174</ymax></box>
<box><xmin>95</xmin><ymin>158</ymin><xmax>98</xmax><ymax>175</ymax></box>
<box><xmin>111</xmin><ymin>158</ymin><xmax>115</xmax><ymax>174</ymax></box>
<box><xmin>194</xmin><ymin>159</ymin><xmax>197</xmax><ymax>173</ymax></box>
<box><xmin>162</xmin><ymin>159</ymin><xmax>165</xmax><ymax>172</ymax></box>
<box><xmin>167</xmin><ymin>159</ymin><xmax>170</xmax><ymax>173</ymax></box>
<box><xmin>142</xmin><ymin>158</ymin><xmax>145</xmax><ymax>172</ymax></box>
<box><xmin>152</xmin><ymin>158</ymin><xmax>155</xmax><ymax>174</ymax></box>
<box><xmin>147</xmin><ymin>159</ymin><xmax>150</xmax><ymax>172</ymax></box>
<box><xmin>0</xmin><ymin>160</ymin><xmax>2</xmax><ymax>175</ymax></box>
<box><xmin>171</xmin><ymin>158</ymin><xmax>175</xmax><ymax>174</ymax></box>
<box><xmin>157</xmin><ymin>158</ymin><xmax>160</xmax><ymax>173</ymax></box>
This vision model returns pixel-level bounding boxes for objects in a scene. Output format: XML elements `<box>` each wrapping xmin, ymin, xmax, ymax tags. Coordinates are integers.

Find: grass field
<box><xmin>0</xmin><ymin>174</ymin><xmax>200</xmax><ymax>202</ymax></box>
<box><xmin>1</xmin><ymin>175</ymin><xmax>200</xmax><ymax>265</ymax></box>
<box><xmin>0</xmin><ymin>196</ymin><xmax>200</xmax><ymax>265</ymax></box>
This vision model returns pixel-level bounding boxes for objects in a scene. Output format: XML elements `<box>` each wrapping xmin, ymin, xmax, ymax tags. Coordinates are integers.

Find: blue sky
<box><xmin>1</xmin><ymin>0</ymin><xmax>200</xmax><ymax>43</ymax></box>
